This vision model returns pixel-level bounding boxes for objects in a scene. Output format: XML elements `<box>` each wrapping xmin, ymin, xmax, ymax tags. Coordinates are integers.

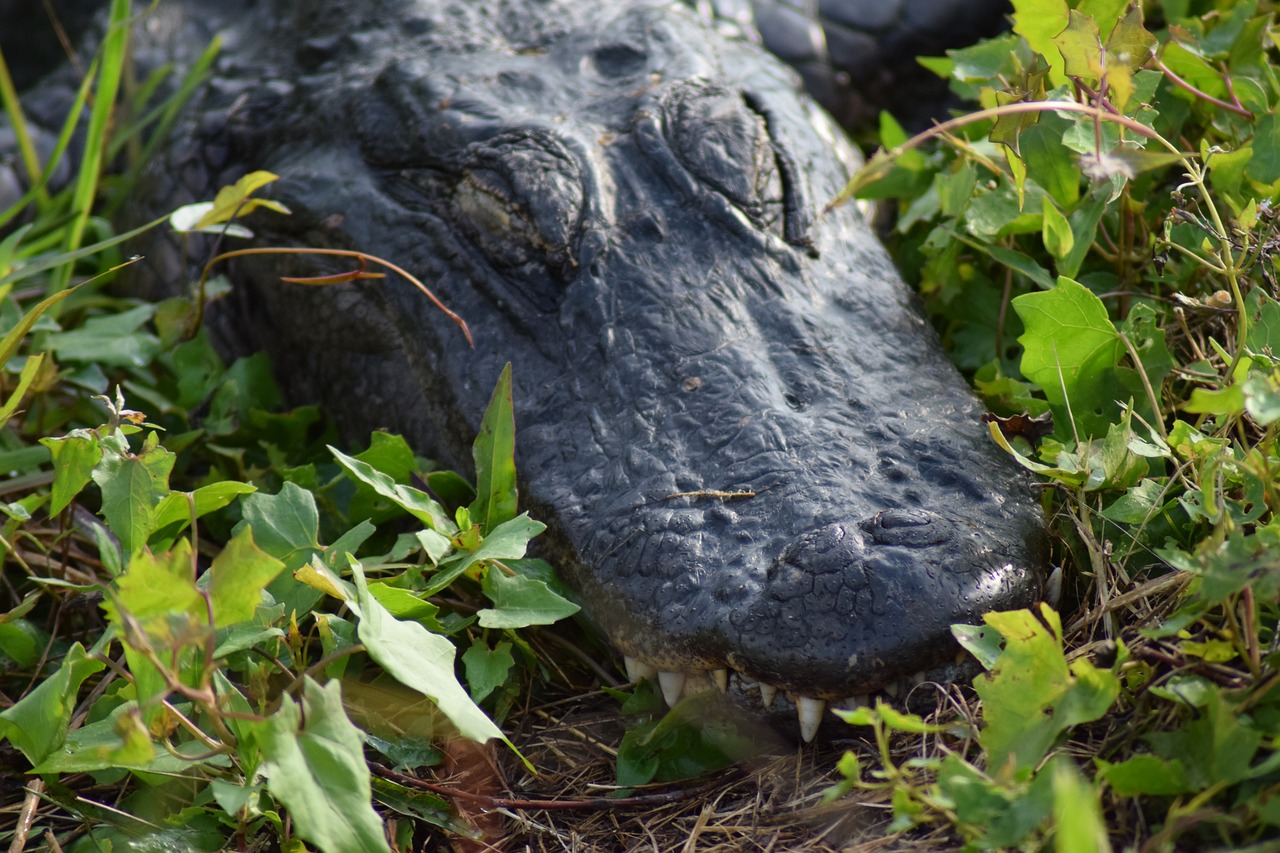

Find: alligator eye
<box><xmin>663</xmin><ymin>83</ymin><xmax>786</xmax><ymax>238</ymax></box>
<box><xmin>452</xmin><ymin>134</ymin><xmax>585</xmax><ymax>289</ymax></box>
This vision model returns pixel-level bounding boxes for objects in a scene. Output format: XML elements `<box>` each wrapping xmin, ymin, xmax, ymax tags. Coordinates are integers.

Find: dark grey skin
<box><xmin>10</xmin><ymin>0</ymin><xmax>1043</xmax><ymax>738</ymax></box>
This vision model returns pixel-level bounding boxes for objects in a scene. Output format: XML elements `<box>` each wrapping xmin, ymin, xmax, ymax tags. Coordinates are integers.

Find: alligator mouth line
<box><xmin>622</xmin><ymin>655</ymin><xmax>961</xmax><ymax>742</ymax></box>
<box><xmin>623</xmin><ymin>564</ymin><xmax>1063</xmax><ymax>742</ymax></box>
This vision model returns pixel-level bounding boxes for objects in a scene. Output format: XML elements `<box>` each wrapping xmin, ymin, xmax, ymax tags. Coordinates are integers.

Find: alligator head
<box><xmin>155</xmin><ymin>0</ymin><xmax>1047</xmax><ymax>739</ymax></box>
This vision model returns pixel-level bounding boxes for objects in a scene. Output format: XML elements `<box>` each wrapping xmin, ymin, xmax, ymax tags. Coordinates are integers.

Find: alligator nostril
<box><xmin>861</xmin><ymin>510</ymin><xmax>953</xmax><ymax>547</ymax></box>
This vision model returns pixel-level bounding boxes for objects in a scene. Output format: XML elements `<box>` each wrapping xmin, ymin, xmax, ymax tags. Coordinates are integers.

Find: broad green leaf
<box><xmin>103</xmin><ymin>539</ymin><xmax>203</xmax><ymax>642</ymax></box>
<box><xmin>1184</xmin><ymin>383</ymin><xmax>1245</xmax><ymax>415</ymax></box>
<box><xmin>470</xmin><ymin>363</ymin><xmax>518</xmax><ymax>533</ymax></box>
<box><xmin>976</xmin><ymin>606</ymin><xmax>1119</xmax><ymax>778</ymax></box>
<box><xmin>206</xmin><ymin>527</ymin><xmax>284</xmax><ymax>627</ymax></box>
<box><xmin>29</xmin><ymin>704</ymin><xmax>162</xmax><ymax>773</ymax></box>
<box><xmin>1247</xmin><ymin>112</ymin><xmax>1280</xmax><ymax>183</ymax></box>
<box><xmin>152</xmin><ymin>480</ymin><xmax>257</xmax><ymax>540</ymax></box>
<box><xmin>1053</xmin><ymin>10</ymin><xmax>1104</xmax><ymax>82</ymax></box>
<box><xmin>1012</xmin><ymin>0</ymin><xmax>1070</xmax><ymax>84</ymax></box>
<box><xmin>46</xmin><ymin>303</ymin><xmax>160</xmax><ymax>367</ymax></box>
<box><xmin>477</xmin><ymin>568</ymin><xmax>580</xmax><ymax>629</ymax></box>
<box><xmin>0</xmin><ymin>643</ymin><xmax>104</xmax><ymax>764</ymax></box>
<box><xmin>348</xmin><ymin>562</ymin><xmax>509</xmax><ymax>748</ymax></box>
<box><xmin>41</xmin><ymin>430</ymin><xmax>102</xmax><ymax>515</ymax></box>
<box><xmin>1013</xmin><ymin>277</ymin><xmax>1124</xmax><ymax>437</ymax></box>
<box><xmin>1145</xmin><ymin>687</ymin><xmax>1262</xmax><ymax>789</ymax></box>
<box><xmin>260</xmin><ymin>678</ymin><xmax>391</xmax><ymax>853</ymax></box>
<box><xmin>1097</xmin><ymin>754</ymin><xmax>1190</xmax><ymax>796</ymax></box>
<box><xmin>238</xmin><ymin>482</ymin><xmax>322</xmax><ymax>571</ymax></box>
<box><xmin>91</xmin><ymin>431</ymin><xmax>176</xmax><ymax>554</ymax></box>
<box><xmin>367</xmin><ymin>582</ymin><xmax>445</xmax><ymax>630</ymax></box>
<box><xmin>938</xmin><ymin>753</ymin><xmax>1056</xmax><ymax>848</ymax></box>
<box><xmin>462</xmin><ymin>640</ymin><xmax>515</xmax><ymax>702</ymax></box>
<box><xmin>330</xmin><ymin>446</ymin><xmax>455</xmax><ymax>534</ymax></box>
<box><xmin>1100</xmin><ymin>479</ymin><xmax>1166</xmax><ymax>523</ymax></box>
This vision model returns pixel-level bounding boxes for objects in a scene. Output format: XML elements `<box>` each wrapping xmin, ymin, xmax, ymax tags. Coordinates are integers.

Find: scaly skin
<box><xmin>9</xmin><ymin>0</ymin><xmax>1042</xmax><ymax>739</ymax></box>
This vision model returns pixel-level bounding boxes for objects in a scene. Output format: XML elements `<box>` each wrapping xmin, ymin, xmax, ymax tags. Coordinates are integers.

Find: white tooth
<box><xmin>797</xmin><ymin>697</ymin><xmax>826</xmax><ymax>743</ymax></box>
<box><xmin>1046</xmin><ymin>565</ymin><xmax>1063</xmax><ymax>608</ymax></box>
<box><xmin>759</xmin><ymin>684</ymin><xmax>777</xmax><ymax>709</ymax></box>
<box><xmin>624</xmin><ymin>656</ymin><xmax>656</xmax><ymax>683</ymax></box>
<box><xmin>843</xmin><ymin>693</ymin><xmax>870</xmax><ymax>709</ymax></box>
<box><xmin>883</xmin><ymin>681</ymin><xmax>899</xmax><ymax>699</ymax></box>
<box><xmin>712</xmin><ymin>668</ymin><xmax>729</xmax><ymax>692</ymax></box>
<box><xmin>657</xmin><ymin>671</ymin><xmax>686</xmax><ymax>707</ymax></box>
<box><xmin>911</xmin><ymin>671</ymin><xmax>927</xmax><ymax>685</ymax></box>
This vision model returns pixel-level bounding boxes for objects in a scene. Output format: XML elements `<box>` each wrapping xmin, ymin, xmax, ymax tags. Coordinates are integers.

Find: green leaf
<box><xmin>1013</xmin><ymin>276</ymin><xmax>1124</xmax><ymax>437</ymax></box>
<box><xmin>1246</xmin><ymin>112</ymin><xmax>1280</xmax><ymax>183</ymax></box>
<box><xmin>975</xmin><ymin>606</ymin><xmax>1120</xmax><ymax>778</ymax></box>
<box><xmin>238</xmin><ymin>482</ymin><xmax>323</xmax><ymax>571</ymax></box>
<box><xmin>347</xmin><ymin>562</ymin><xmax>510</xmax><ymax>748</ymax></box>
<box><xmin>0</xmin><ymin>284</ymin><xmax>79</xmax><ymax>367</ymax></box>
<box><xmin>191</xmin><ymin>170</ymin><xmax>289</xmax><ymax>230</ymax></box>
<box><xmin>91</xmin><ymin>431</ymin><xmax>176</xmax><ymax>554</ymax></box>
<box><xmin>1145</xmin><ymin>687</ymin><xmax>1262</xmax><ymax>789</ymax></box>
<box><xmin>426</xmin><ymin>513</ymin><xmax>546</xmax><ymax>596</ymax></box>
<box><xmin>462</xmin><ymin>640</ymin><xmax>515</xmax><ymax>702</ymax></box>
<box><xmin>151</xmin><ymin>480</ymin><xmax>257</xmax><ymax>547</ymax></box>
<box><xmin>1041</xmin><ymin>196</ymin><xmax>1074</xmax><ymax>260</ymax></box>
<box><xmin>103</xmin><ymin>538</ymin><xmax>203</xmax><ymax>642</ymax></box>
<box><xmin>1051</xmin><ymin>761</ymin><xmax>1110</xmax><ymax>853</ymax></box>
<box><xmin>1012</xmin><ymin>0</ymin><xmax>1071</xmax><ymax>84</ymax></box>
<box><xmin>1097</xmin><ymin>753</ymin><xmax>1191</xmax><ymax>796</ymax></box>
<box><xmin>0</xmin><ymin>352</ymin><xmax>44</xmax><ymax>428</ymax></box>
<box><xmin>0</xmin><ymin>643</ymin><xmax>105</xmax><ymax>764</ymax></box>
<box><xmin>470</xmin><ymin>363</ymin><xmax>518</xmax><ymax>534</ymax></box>
<box><xmin>206</xmin><ymin>527</ymin><xmax>284</xmax><ymax>627</ymax></box>
<box><xmin>259</xmin><ymin>678</ymin><xmax>391</xmax><ymax>853</ymax></box>
<box><xmin>46</xmin><ymin>303</ymin><xmax>160</xmax><ymax>367</ymax></box>
<box><xmin>41</xmin><ymin>430</ymin><xmax>103</xmax><ymax>516</ymax></box>
<box><xmin>477</xmin><ymin>568</ymin><xmax>580</xmax><ymax>629</ymax></box>
<box><xmin>330</xmin><ymin>446</ymin><xmax>456</xmax><ymax>534</ymax></box>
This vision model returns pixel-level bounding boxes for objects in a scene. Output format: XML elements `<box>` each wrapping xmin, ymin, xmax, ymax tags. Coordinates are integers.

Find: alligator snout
<box><xmin>150</xmin><ymin>0</ymin><xmax>1049</xmax><ymax>743</ymax></box>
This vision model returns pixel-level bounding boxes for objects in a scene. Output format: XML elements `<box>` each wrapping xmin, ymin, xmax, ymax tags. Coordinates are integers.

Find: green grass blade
<box><xmin>51</xmin><ymin>0</ymin><xmax>133</xmax><ymax>299</ymax></box>
<box><xmin>0</xmin><ymin>46</ymin><xmax>49</xmax><ymax>208</ymax></box>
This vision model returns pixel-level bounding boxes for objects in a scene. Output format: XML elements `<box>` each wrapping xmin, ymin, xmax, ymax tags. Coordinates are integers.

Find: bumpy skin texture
<box><xmin>112</xmin><ymin>0</ymin><xmax>1045</xmax><ymax>700</ymax></box>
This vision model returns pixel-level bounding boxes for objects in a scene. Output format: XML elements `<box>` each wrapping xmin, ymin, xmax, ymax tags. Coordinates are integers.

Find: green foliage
<box><xmin>821</xmin><ymin>0</ymin><xmax>1280</xmax><ymax>848</ymax></box>
<box><xmin>0</xmin><ymin>29</ymin><xmax>576</xmax><ymax>841</ymax></box>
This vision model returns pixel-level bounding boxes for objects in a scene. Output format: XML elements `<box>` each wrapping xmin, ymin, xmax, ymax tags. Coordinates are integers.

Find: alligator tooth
<box><xmin>624</xmin><ymin>656</ymin><xmax>656</xmax><ymax>683</ymax></box>
<box><xmin>911</xmin><ymin>671</ymin><xmax>927</xmax><ymax>685</ymax></box>
<box><xmin>797</xmin><ymin>697</ymin><xmax>826</xmax><ymax>743</ymax></box>
<box><xmin>759</xmin><ymin>684</ymin><xmax>777</xmax><ymax>709</ymax></box>
<box><xmin>1046</xmin><ymin>564</ymin><xmax>1063</xmax><ymax>608</ymax></box>
<box><xmin>841</xmin><ymin>693</ymin><xmax>869</xmax><ymax>709</ymax></box>
<box><xmin>657</xmin><ymin>671</ymin><xmax>686</xmax><ymax>707</ymax></box>
<box><xmin>712</xmin><ymin>668</ymin><xmax>728</xmax><ymax>692</ymax></box>
<box><xmin>883</xmin><ymin>681</ymin><xmax>899</xmax><ymax>699</ymax></box>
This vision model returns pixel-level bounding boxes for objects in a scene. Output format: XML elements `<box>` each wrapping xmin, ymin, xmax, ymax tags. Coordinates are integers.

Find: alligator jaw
<box><xmin>624</xmin><ymin>656</ymin><xmax>966</xmax><ymax>743</ymax></box>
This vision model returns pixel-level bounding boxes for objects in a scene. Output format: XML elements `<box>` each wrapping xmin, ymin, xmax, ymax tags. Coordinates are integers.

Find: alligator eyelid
<box><xmin>634</xmin><ymin>110</ymin><xmax>795</xmax><ymax>258</ymax></box>
<box><xmin>742</xmin><ymin>91</ymin><xmax>816</xmax><ymax>254</ymax></box>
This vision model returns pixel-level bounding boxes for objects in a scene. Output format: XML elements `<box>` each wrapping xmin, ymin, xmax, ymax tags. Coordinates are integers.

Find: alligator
<box><xmin>6</xmin><ymin>0</ymin><xmax>1046</xmax><ymax>741</ymax></box>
